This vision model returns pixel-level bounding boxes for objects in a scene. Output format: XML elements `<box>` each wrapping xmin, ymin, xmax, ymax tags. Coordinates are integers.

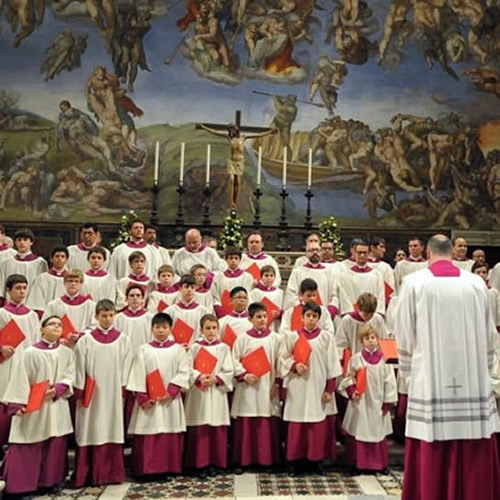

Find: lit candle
<box><xmin>206</xmin><ymin>144</ymin><xmax>211</xmax><ymax>184</ymax></box>
<box><xmin>257</xmin><ymin>146</ymin><xmax>262</xmax><ymax>187</ymax></box>
<box><xmin>154</xmin><ymin>141</ymin><xmax>159</xmax><ymax>185</ymax></box>
<box><xmin>307</xmin><ymin>148</ymin><xmax>312</xmax><ymax>188</ymax></box>
<box><xmin>179</xmin><ymin>142</ymin><xmax>185</xmax><ymax>185</ymax></box>
<box><xmin>282</xmin><ymin>146</ymin><xmax>287</xmax><ymax>187</ymax></box>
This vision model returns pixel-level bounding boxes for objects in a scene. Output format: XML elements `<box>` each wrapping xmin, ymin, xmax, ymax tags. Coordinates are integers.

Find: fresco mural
<box><xmin>0</xmin><ymin>0</ymin><xmax>499</xmax><ymax>228</ymax></box>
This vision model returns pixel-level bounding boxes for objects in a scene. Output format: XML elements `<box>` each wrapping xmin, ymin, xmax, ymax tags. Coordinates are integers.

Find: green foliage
<box><xmin>319</xmin><ymin>216</ymin><xmax>344</xmax><ymax>255</ymax></box>
<box><xmin>218</xmin><ymin>210</ymin><xmax>244</xmax><ymax>250</ymax></box>
<box><xmin>111</xmin><ymin>210</ymin><xmax>140</xmax><ymax>249</ymax></box>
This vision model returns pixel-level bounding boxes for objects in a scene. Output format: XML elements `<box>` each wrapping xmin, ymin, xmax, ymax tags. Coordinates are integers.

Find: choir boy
<box><xmin>212</xmin><ymin>247</ymin><xmax>253</xmax><ymax>318</ymax></box>
<box><xmin>82</xmin><ymin>247</ymin><xmax>117</xmax><ymax>303</ymax></box>
<box><xmin>218</xmin><ymin>287</ymin><xmax>252</xmax><ymax>342</ymax></box>
<box><xmin>184</xmin><ymin>314</ymin><xmax>234</xmax><ymax>476</ymax></box>
<box><xmin>240</xmin><ymin>232</ymin><xmax>281</xmax><ymax>287</ymax></box>
<box><xmin>27</xmin><ymin>245</ymin><xmax>69</xmax><ymax>314</ymax></box>
<box><xmin>165</xmin><ymin>275</ymin><xmax>209</xmax><ymax>347</ymax></box>
<box><xmin>147</xmin><ymin>265</ymin><xmax>179</xmax><ymax>313</ymax></box>
<box><xmin>280</xmin><ymin>302</ymin><xmax>341</xmax><ymax>472</ymax></box>
<box><xmin>472</xmin><ymin>261</ymin><xmax>500</xmax><ymax>331</ymax></box>
<box><xmin>127</xmin><ymin>312</ymin><xmax>189</xmax><ymax>477</ymax></box>
<box><xmin>394</xmin><ymin>237</ymin><xmax>427</xmax><ymax>290</ymax></box>
<box><xmin>190</xmin><ymin>264</ymin><xmax>214</xmax><ymax>311</ymax></box>
<box><xmin>0</xmin><ymin>229</ymin><xmax>47</xmax><ymax>300</ymax></box>
<box><xmin>73</xmin><ymin>299</ymin><xmax>132</xmax><ymax>486</ymax></box>
<box><xmin>68</xmin><ymin>223</ymin><xmax>110</xmax><ymax>272</ymax></box>
<box><xmin>0</xmin><ymin>316</ymin><xmax>74</xmax><ymax>496</ymax></box>
<box><xmin>231</xmin><ymin>302</ymin><xmax>282</xmax><ymax>470</ymax></box>
<box><xmin>44</xmin><ymin>270</ymin><xmax>96</xmax><ymax>332</ymax></box>
<box><xmin>115</xmin><ymin>251</ymin><xmax>154</xmax><ymax>310</ymax></box>
<box><xmin>0</xmin><ymin>225</ymin><xmax>15</xmax><ymax>265</ymax></box>
<box><xmin>249</xmin><ymin>266</ymin><xmax>283</xmax><ymax>330</ymax></box>
<box><xmin>340</xmin><ymin>325</ymin><xmax>397</xmax><ymax>471</ymax></box>
<box><xmin>0</xmin><ymin>274</ymin><xmax>40</xmax><ymax>450</ymax></box>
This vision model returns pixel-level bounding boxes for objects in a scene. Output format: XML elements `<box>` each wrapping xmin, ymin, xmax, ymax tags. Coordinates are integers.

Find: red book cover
<box><xmin>221</xmin><ymin>290</ymin><xmax>232</xmax><ymax>315</ymax></box>
<box><xmin>315</xmin><ymin>291</ymin><xmax>323</xmax><ymax>306</ymax></box>
<box><xmin>146</xmin><ymin>369</ymin><xmax>167</xmax><ymax>401</ymax></box>
<box><xmin>172</xmin><ymin>318</ymin><xmax>194</xmax><ymax>345</ymax></box>
<box><xmin>356</xmin><ymin>368</ymin><xmax>367</xmax><ymax>395</ymax></box>
<box><xmin>379</xmin><ymin>339</ymin><xmax>398</xmax><ymax>362</ymax></box>
<box><xmin>245</xmin><ymin>263</ymin><xmax>261</xmax><ymax>280</ymax></box>
<box><xmin>290</xmin><ymin>305</ymin><xmax>303</xmax><ymax>331</ymax></box>
<box><xmin>25</xmin><ymin>380</ymin><xmax>50</xmax><ymax>413</ymax></box>
<box><xmin>61</xmin><ymin>314</ymin><xmax>77</xmax><ymax>341</ymax></box>
<box><xmin>241</xmin><ymin>346</ymin><xmax>271</xmax><ymax>378</ymax></box>
<box><xmin>293</xmin><ymin>334</ymin><xmax>312</xmax><ymax>365</ymax></box>
<box><xmin>221</xmin><ymin>324</ymin><xmax>237</xmax><ymax>349</ymax></box>
<box><xmin>384</xmin><ymin>282</ymin><xmax>394</xmax><ymax>302</ymax></box>
<box><xmin>342</xmin><ymin>348</ymin><xmax>352</xmax><ymax>376</ymax></box>
<box><xmin>194</xmin><ymin>347</ymin><xmax>218</xmax><ymax>374</ymax></box>
<box><xmin>0</xmin><ymin>319</ymin><xmax>25</xmax><ymax>362</ymax></box>
<box><xmin>82</xmin><ymin>375</ymin><xmax>96</xmax><ymax>408</ymax></box>
<box><xmin>157</xmin><ymin>300</ymin><xmax>168</xmax><ymax>312</ymax></box>
<box><xmin>261</xmin><ymin>297</ymin><xmax>280</xmax><ymax>326</ymax></box>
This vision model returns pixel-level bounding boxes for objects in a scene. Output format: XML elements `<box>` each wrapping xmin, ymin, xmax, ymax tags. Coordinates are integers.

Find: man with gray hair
<box><xmin>396</xmin><ymin>234</ymin><xmax>499</xmax><ymax>500</ymax></box>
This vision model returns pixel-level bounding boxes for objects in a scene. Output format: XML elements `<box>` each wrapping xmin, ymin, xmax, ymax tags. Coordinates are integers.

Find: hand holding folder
<box><xmin>61</xmin><ymin>314</ymin><xmax>77</xmax><ymax>341</ymax></box>
<box><xmin>355</xmin><ymin>368</ymin><xmax>367</xmax><ymax>396</ymax></box>
<box><xmin>25</xmin><ymin>380</ymin><xmax>50</xmax><ymax>413</ymax></box>
<box><xmin>0</xmin><ymin>320</ymin><xmax>25</xmax><ymax>362</ymax></box>
<box><xmin>146</xmin><ymin>369</ymin><xmax>167</xmax><ymax>401</ymax></box>
<box><xmin>241</xmin><ymin>346</ymin><xmax>271</xmax><ymax>378</ymax></box>
<box><xmin>194</xmin><ymin>347</ymin><xmax>217</xmax><ymax>374</ymax></box>
<box><xmin>293</xmin><ymin>334</ymin><xmax>312</xmax><ymax>365</ymax></box>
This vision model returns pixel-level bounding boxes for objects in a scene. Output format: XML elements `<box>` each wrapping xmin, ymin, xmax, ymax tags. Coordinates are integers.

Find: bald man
<box><xmin>171</xmin><ymin>228</ymin><xmax>225</xmax><ymax>276</ymax></box>
<box><xmin>452</xmin><ymin>236</ymin><xmax>474</xmax><ymax>271</ymax></box>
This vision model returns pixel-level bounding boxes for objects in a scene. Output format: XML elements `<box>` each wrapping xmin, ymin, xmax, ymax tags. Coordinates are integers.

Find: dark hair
<box><xmin>5</xmin><ymin>274</ymin><xmax>28</xmax><ymax>290</ymax></box>
<box><xmin>409</xmin><ymin>236</ymin><xmax>425</xmax><ymax>246</ymax></box>
<box><xmin>152</xmin><ymin>312</ymin><xmax>172</xmax><ymax>327</ymax></box>
<box><xmin>144</xmin><ymin>224</ymin><xmax>157</xmax><ymax>232</ymax></box>
<box><xmin>230</xmin><ymin>286</ymin><xmax>247</xmax><ymax>298</ymax></box>
<box><xmin>302</xmin><ymin>301</ymin><xmax>321</xmax><ymax>317</ymax></box>
<box><xmin>451</xmin><ymin>236</ymin><xmax>466</xmax><ymax>246</ymax></box>
<box><xmin>200</xmin><ymin>313</ymin><xmax>218</xmax><ymax>328</ymax></box>
<box><xmin>260</xmin><ymin>265</ymin><xmax>275</xmax><ymax>276</ymax></box>
<box><xmin>357</xmin><ymin>292</ymin><xmax>377</xmax><ymax>313</ymax></box>
<box><xmin>14</xmin><ymin>228</ymin><xmax>34</xmax><ymax>242</ymax></box>
<box><xmin>128</xmin><ymin>250</ymin><xmax>146</xmax><ymax>264</ymax></box>
<box><xmin>0</xmin><ymin>225</ymin><xmax>5</xmax><ymax>234</ymax></box>
<box><xmin>80</xmin><ymin>222</ymin><xmax>99</xmax><ymax>233</ymax></box>
<box><xmin>126</xmin><ymin>284</ymin><xmax>145</xmax><ymax>298</ymax></box>
<box><xmin>180</xmin><ymin>274</ymin><xmax>196</xmax><ymax>287</ymax></box>
<box><xmin>158</xmin><ymin>264</ymin><xmax>175</xmax><ymax>276</ymax></box>
<box><xmin>96</xmin><ymin>299</ymin><xmax>115</xmax><ymax>314</ymax></box>
<box><xmin>225</xmin><ymin>246</ymin><xmax>242</xmax><ymax>258</ymax></box>
<box><xmin>472</xmin><ymin>261</ymin><xmax>489</xmax><ymax>273</ymax></box>
<box><xmin>370</xmin><ymin>237</ymin><xmax>386</xmax><ymax>248</ymax></box>
<box><xmin>349</xmin><ymin>237</ymin><xmax>365</xmax><ymax>249</ymax></box>
<box><xmin>127</xmin><ymin>219</ymin><xmax>145</xmax><ymax>231</ymax></box>
<box><xmin>299</xmin><ymin>278</ymin><xmax>318</xmax><ymax>294</ymax></box>
<box><xmin>41</xmin><ymin>315</ymin><xmax>61</xmax><ymax>328</ymax></box>
<box><xmin>87</xmin><ymin>246</ymin><xmax>107</xmax><ymax>260</ymax></box>
<box><xmin>248</xmin><ymin>301</ymin><xmax>266</xmax><ymax>318</ymax></box>
<box><xmin>50</xmin><ymin>245</ymin><xmax>69</xmax><ymax>259</ymax></box>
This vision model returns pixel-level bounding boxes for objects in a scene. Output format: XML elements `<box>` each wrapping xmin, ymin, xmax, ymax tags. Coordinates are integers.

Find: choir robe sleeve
<box><xmin>321</xmin><ymin>308</ymin><xmax>335</xmax><ymax>336</ymax></box>
<box><xmin>73</xmin><ymin>338</ymin><xmax>87</xmax><ymax>393</ymax></box>
<box><xmin>492</xmin><ymin>350</ymin><xmax>500</xmax><ymax>400</ymax></box>
<box><xmin>232</xmin><ymin>335</ymin><xmax>248</xmax><ymax>379</ymax></box>
<box><xmin>383</xmin><ymin>363</ymin><xmax>398</xmax><ymax>404</ymax></box>
<box><xmin>58</xmin><ymin>348</ymin><xmax>75</xmax><ymax>398</ymax></box>
<box><xmin>326</xmin><ymin>331</ymin><xmax>342</xmax><ymax>383</ymax></box>
<box><xmin>215</xmin><ymin>344</ymin><xmax>234</xmax><ymax>392</ymax></box>
<box><xmin>1</xmin><ymin>351</ymin><xmax>31</xmax><ymax>405</ymax></box>
<box><xmin>279</xmin><ymin>331</ymin><xmax>297</xmax><ymax>379</ymax></box>
<box><xmin>335</xmin><ymin>318</ymin><xmax>350</xmax><ymax>353</ymax></box>
<box><xmin>283</xmin><ymin>269</ymin><xmax>300</xmax><ymax>310</ymax></box>
<box><xmin>126</xmin><ymin>346</ymin><xmax>147</xmax><ymax>394</ymax></box>
<box><xmin>170</xmin><ymin>346</ymin><xmax>190</xmax><ymax>391</ymax></box>
<box><xmin>338</xmin><ymin>354</ymin><xmax>364</xmax><ymax>395</ymax></box>
<box><xmin>121</xmin><ymin>335</ymin><xmax>133</xmax><ymax>389</ymax></box>
<box><xmin>394</xmin><ymin>281</ymin><xmax>416</xmax><ymax>379</ymax></box>
<box><xmin>211</xmin><ymin>273</ymin><xmax>223</xmax><ymax>308</ymax></box>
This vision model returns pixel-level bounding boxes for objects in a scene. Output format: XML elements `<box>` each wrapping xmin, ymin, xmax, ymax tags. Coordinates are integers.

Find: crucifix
<box><xmin>445</xmin><ymin>378</ymin><xmax>463</xmax><ymax>396</ymax></box>
<box><xmin>196</xmin><ymin>110</ymin><xmax>276</xmax><ymax>211</ymax></box>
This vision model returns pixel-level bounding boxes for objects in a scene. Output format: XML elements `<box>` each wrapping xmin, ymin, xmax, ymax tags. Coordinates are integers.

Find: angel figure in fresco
<box><xmin>378</xmin><ymin>0</ymin><xmax>413</xmax><ymax>65</ymax></box>
<box><xmin>462</xmin><ymin>67</ymin><xmax>500</xmax><ymax>99</ymax></box>
<box><xmin>4</xmin><ymin>0</ymin><xmax>46</xmax><ymax>47</ymax></box>
<box><xmin>310</xmin><ymin>57</ymin><xmax>347</xmax><ymax>115</ymax></box>
<box><xmin>41</xmin><ymin>29</ymin><xmax>88</xmax><ymax>81</ymax></box>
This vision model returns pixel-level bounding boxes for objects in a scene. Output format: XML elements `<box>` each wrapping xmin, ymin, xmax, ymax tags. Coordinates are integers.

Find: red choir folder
<box><xmin>379</xmin><ymin>339</ymin><xmax>398</xmax><ymax>363</ymax></box>
<box><xmin>315</xmin><ymin>291</ymin><xmax>323</xmax><ymax>306</ymax></box>
<box><xmin>82</xmin><ymin>375</ymin><xmax>96</xmax><ymax>408</ymax></box>
<box><xmin>241</xmin><ymin>346</ymin><xmax>271</xmax><ymax>378</ymax></box>
<box><xmin>25</xmin><ymin>380</ymin><xmax>50</xmax><ymax>413</ymax></box>
<box><xmin>384</xmin><ymin>282</ymin><xmax>394</xmax><ymax>302</ymax></box>
<box><xmin>61</xmin><ymin>314</ymin><xmax>77</xmax><ymax>341</ymax></box>
<box><xmin>293</xmin><ymin>334</ymin><xmax>312</xmax><ymax>365</ymax></box>
<box><xmin>146</xmin><ymin>369</ymin><xmax>167</xmax><ymax>401</ymax></box>
<box><xmin>172</xmin><ymin>318</ymin><xmax>194</xmax><ymax>345</ymax></box>
<box><xmin>157</xmin><ymin>300</ymin><xmax>168</xmax><ymax>312</ymax></box>
<box><xmin>261</xmin><ymin>297</ymin><xmax>280</xmax><ymax>326</ymax></box>
<box><xmin>194</xmin><ymin>347</ymin><xmax>218</xmax><ymax>374</ymax></box>
<box><xmin>221</xmin><ymin>290</ymin><xmax>232</xmax><ymax>315</ymax></box>
<box><xmin>0</xmin><ymin>320</ymin><xmax>25</xmax><ymax>362</ymax></box>
<box><xmin>245</xmin><ymin>263</ymin><xmax>261</xmax><ymax>280</ymax></box>
<box><xmin>342</xmin><ymin>348</ymin><xmax>352</xmax><ymax>376</ymax></box>
<box><xmin>290</xmin><ymin>305</ymin><xmax>303</xmax><ymax>331</ymax></box>
<box><xmin>222</xmin><ymin>324</ymin><xmax>237</xmax><ymax>349</ymax></box>
<box><xmin>356</xmin><ymin>368</ymin><xmax>367</xmax><ymax>395</ymax></box>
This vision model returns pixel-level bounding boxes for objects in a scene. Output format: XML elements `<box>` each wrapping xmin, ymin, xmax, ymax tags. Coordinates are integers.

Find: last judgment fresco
<box><xmin>0</xmin><ymin>0</ymin><xmax>499</xmax><ymax>228</ymax></box>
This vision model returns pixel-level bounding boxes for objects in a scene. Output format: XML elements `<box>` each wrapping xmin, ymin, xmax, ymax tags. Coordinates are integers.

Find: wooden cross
<box><xmin>445</xmin><ymin>378</ymin><xmax>463</xmax><ymax>396</ymax></box>
<box><xmin>195</xmin><ymin>110</ymin><xmax>273</xmax><ymax>134</ymax></box>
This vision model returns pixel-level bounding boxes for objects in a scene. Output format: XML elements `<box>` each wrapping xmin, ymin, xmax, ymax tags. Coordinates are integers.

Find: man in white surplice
<box><xmin>395</xmin><ymin>234</ymin><xmax>500</xmax><ymax>500</ymax></box>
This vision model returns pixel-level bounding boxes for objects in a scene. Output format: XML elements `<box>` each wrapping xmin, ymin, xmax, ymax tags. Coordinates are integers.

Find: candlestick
<box><xmin>304</xmin><ymin>187</ymin><xmax>314</xmax><ymax>231</ymax></box>
<box><xmin>282</xmin><ymin>146</ymin><xmax>287</xmax><ymax>187</ymax></box>
<box><xmin>252</xmin><ymin>185</ymin><xmax>263</xmax><ymax>228</ymax></box>
<box><xmin>257</xmin><ymin>146</ymin><xmax>262</xmax><ymax>187</ymax></box>
<box><xmin>277</xmin><ymin>185</ymin><xmax>290</xmax><ymax>251</ymax></box>
<box><xmin>154</xmin><ymin>141</ymin><xmax>159</xmax><ymax>185</ymax></box>
<box><xmin>179</xmin><ymin>142</ymin><xmax>185</xmax><ymax>185</ymax></box>
<box><xmin>307</xmin><ymin>148</ymin><xmax>312</xmax><ymax>188</ymax></box>
<box><xmin>150</xmin><ymin>183</ymin><xmax>159</xmax><ymax>227</ymax></box>
<box><xmin>206</xmin><ymin>144</ymin><xmax>211</xmax><ymax>184</ymax></box>
<box><xmin>174</xmin><ymin>183</ymin><xmax>186</xmax><ymax>247</ymax></box>
<box><xmin>202</xmin><ymin>183</ymin><xmax>212</xmax><ymax>235</ymax></box>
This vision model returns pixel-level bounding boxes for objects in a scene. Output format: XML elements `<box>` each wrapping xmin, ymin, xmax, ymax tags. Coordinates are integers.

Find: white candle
<box><xmin>154</xmin><ymin>141</ymin><xmax>159</xmax><ymax>185</ymax></box>
<box><xmin>179</xmin><ymin>142</ymin><xmax>185</xmax><ymax>185</ymax></box>
<box><xmin>282</xmin><ymin>146</ymin><xmax>287</xmax><ymax>187</ymax></box>
<box><xmin>257</xmin><ymin>146</ymin><xmax>262</xmax><ymax>187</ymax></box>
<box><xmin>307</xmin><ymin>148</ymin><xmax>312</xmax><ymax>188</ymax></box>
<box><xmin>206</xmin><ymin>144</ymin><xmax>211</xmax><ymax>184</ymax></box>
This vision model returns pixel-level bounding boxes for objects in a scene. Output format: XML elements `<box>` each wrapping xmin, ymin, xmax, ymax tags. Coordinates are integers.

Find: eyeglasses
<box><xmin>45</xmin><ymin>323</ymin><xmax>63</xmax><ymax>328</ymax></box>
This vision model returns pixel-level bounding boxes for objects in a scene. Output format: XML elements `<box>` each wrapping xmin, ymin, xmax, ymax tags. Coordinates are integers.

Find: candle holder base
<box><xmin>277</xmin><ymin>186</ymin><xmax>290</xmax><ymax>251</ymax></box>
<box><xmin>150</xmin><ymin>183</ymin><xmax>160</xmax><ymax>227</ymax></box>
<box><xmin>201</xmin><ymin>183</ymin><xmax>212</xmax><ymax>235</ymax></box>
<box><xmin>304</xmin><ymin>188</ymin><xmax>314</xmax><ymax>231</ymax></box>
<box><xmin>174</xmin><ymin>183</ymin><xmax>186</xmax><ymax>247</ymax></box>
<box><xmin>252</xmin><ymin>186</ymin><xmax>263</xmax><ymax>228</ymax></box>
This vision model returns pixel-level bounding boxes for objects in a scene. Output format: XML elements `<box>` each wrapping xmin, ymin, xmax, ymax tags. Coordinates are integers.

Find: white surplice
<box><xmin>115</xmin><ymin>309</ymin><xmax>153</xmax><ymax>354</ymax></box>
<box><xmin>171</xmin><ymin>246</ymin><xmax>224</xmax><ymax>276</ymax></box>
<box><xmin>67</xmin><ymin>244</ymin><xmax>111</xmax><ymax>272</ymax></box>
<box><xmin>240</xmin><ymin>252</ymin><xmax>282</xmax><ymax>288</ymax></box>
